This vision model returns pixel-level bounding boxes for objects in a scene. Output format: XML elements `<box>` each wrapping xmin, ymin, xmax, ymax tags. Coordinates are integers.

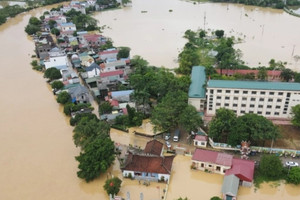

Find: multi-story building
<box><xmin>188</xmin><ymin>66</ymin><xmax>300</xmax><ymax>120</ymax></box>
<box><xmin>206</xmin><ymin>80</ymin><xmax>300</xmax><ymax>119</ymax></box>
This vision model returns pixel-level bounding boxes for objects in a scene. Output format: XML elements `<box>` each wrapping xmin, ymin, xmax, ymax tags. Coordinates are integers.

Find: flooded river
<box><xmin>95</xmin><ymin>0</ymin><xmax>300</xmax><ymax>71</ymax></box>
<box><xmin>0</xmin><ymin>1</ymin><xmax>300</xmax><ymax>200</ymax></box>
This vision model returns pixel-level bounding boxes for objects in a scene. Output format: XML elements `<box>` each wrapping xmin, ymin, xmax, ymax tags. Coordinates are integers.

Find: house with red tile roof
<box><xmin>122</xmin><ymin>139</ymin><xmax>174</xmax><ymax>183</ymax></box>
<box><xmin>80</xmin><ymin>34</ymin><xmax>106</xmax><ymax>50</ymax></box>
<box><xmin>192</xmin><ymin>149</ymin><xmax>233</xmax><ymax>174</ymax></box>
<box><xmin>122</xmin><ymin>152</ymin><xmax>175</xmax><ymax>183</ymax></box>
<box><xmin>225</xmin><ymin>158</ymin><xmax>255</xmax><ymax>186</ymax></box>
<box><xmin>144</xmin><ymin>140</ymin><xmax>164</xmax><ymax>157</ymax></box>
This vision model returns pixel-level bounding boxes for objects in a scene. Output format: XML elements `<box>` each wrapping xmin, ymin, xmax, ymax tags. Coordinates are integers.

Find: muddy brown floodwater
<box><xmin>1</xmin><ymin>1</ymin><xmax>300</xmax><ymax>200</ymax></box>
<box><xmin>95</xmin><ymin>0</ymin><xmax>300</xmax><ymax>71</ymax></box>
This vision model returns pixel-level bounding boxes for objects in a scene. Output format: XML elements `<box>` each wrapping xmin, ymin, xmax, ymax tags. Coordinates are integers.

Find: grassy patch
<box><xmin>254</xmin><ymin>168</ymin><xmax>287</xmax><ymax>188</ymax></box>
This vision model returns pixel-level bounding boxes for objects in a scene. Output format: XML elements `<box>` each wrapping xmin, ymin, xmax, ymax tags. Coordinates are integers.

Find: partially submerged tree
<box><xmin>56</xmin><ymin>91</ymin><xmax>71</xmax><ymax>104</ymax></box>
<box><xmin>44</xmin><ymin>68</ymin><xmax>62</xmax><ymax>81</ymax></box>
<box><xmin>287</xmin><ymin>167</ymin><xmax>300</xmax><ymax>185</ymax></box>
<box><xmin>103</xmin><ymin>177</ymin><xmax>122</xmax><ymax>197</ymax></box>
<box><xmin>259</xmin><ymin>155</ymin><xmax>284</xmax><ymax>180</ymax></box>
<box><xmin>76</xmin><ymin>135</ymin><xmax>115</xmax><ymax>182</ymax></box>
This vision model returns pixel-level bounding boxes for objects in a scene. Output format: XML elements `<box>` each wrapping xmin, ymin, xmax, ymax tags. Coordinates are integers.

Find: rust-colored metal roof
<box><xmin>192</xmin><ymin>149</ymin><xmax>233</xmax><ymax>167</ymax></box>
<box><xmin>144</xmin><ymin>140</ymin><xmax>163</xmax><ymax>156</ymax></box>
<box><xmin>225</xmin><ymin>158</ymin><xmax>255</xmax><ymax>182</ymax></box>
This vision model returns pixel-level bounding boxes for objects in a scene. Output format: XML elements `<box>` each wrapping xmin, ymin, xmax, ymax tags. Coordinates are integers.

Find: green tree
<box><xmin>215</xmin><ymin>30</ymin><xmax>224</xmax><ymax>38</ymax></box>
<box><xmin>259</xmin><ymin>155</ymin><xmax>284</xmax><ymax>179</ymax></box>
<box><xmin>56</xmin><ymin>91</ymin><xmax>71</xmax><ymax>104</ymax></box>
<box><xmin>99</xmin><ymin>102</ymin><xmax>113</xmax><ymax>115</ymax></box>
<box><xmin>228</xmin><ymin>113</ymin><xmax>280</xmax><ymax>146</ymax></box>
<box><xmin>179</xmin><ymin>105</ymin><xmax>203</xmax><ymax>133</ymax></box>
<box><xmin>51</xmin><ymin>81</ymin><xmax>64</xmax><ymax>90</ymax></box>
<box><xmin>73</xmin><ymin>118</ymin><xmax>110</xmax><ymax>149</ymax></box>
<box><xmin>103</xmin><ymin>177</ymin><xmax>122</xmax><ymax>197</ymax></box>
<box><xmin>210</xmin><ymin>197</ymin><xmax>222</xmax><ymax>200</ymax></box>
<box><xmin>127</xmin><ymin>105</ymin><xmax>143</xmax><ymax>126</ymax></box>
<box><xmin>199</xmin><ymin>30</ymin><xmax>206</xmax><ymax>38</ymax></box>
<box><xmin>48</xmin><ymin>19</ymin><xmax>57</xmax><ymax>29</ymax></box>
<box><xmin>44</xmin><ymin>68</ymin><xmax>62</xmax><ymax>80</ymax></box>
<box><xmin>291</xmin><ymin>105</ymin><xmax>300</xmax><ymax>127</ymax></box>
<box><xmin>258</xmin><ymin>67</ymin><xmax>267</xmax><ymax>80</ymax></box>
<box><xmin>51</xmin><ymin>28</ymin><xmax>60</xmax><ymax>36</ymax></box>
<box><xmin>70</xmin><ymin>113</ymin><xmax>98</xmax><ymax>126</ymax></box>
<box><xmin>117</xmin><ymin>47</ymin><xmax>131</xmax><ymax>59</ymax></box>
<box><xmin>208</xmin><ymin>108</ymin><xmax>237</xmax><ymax>142</ymax></box>
<box><xmin>287</xmin><ymin>167</ymin><xmax>300</xmax><ymax>185</ymax></box>
<box><xmin>76</xmin><ymin>135</ymin><xmax>115</xmax><ymax>182</ymax></box>
<box><xmin>29</xmin><ymin>17</ymin><xmax>41</xmax><ymax>25</ymax></box>
<box><xmin>294</xmin><ymin>73</ymin><xmax>300</xmax><ymax>83</ymax></box>
<box><xmin>25</xmin><ymin>24</ymin><xmax>40</xmax><ymax>35</ymax></box>
<box><xmin>151</xmin><ymin>91</ymin><xmax>188</xmax><ymax>132</ymax></box>
<box><xmin>280</xmin><ymin>68</ymin><xmax>294</xmax><ymax>82</ymax></box>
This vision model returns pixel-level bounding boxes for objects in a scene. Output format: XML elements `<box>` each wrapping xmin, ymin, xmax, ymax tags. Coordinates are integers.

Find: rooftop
<box><xmin>100</xmin><ymin>70</ymin><xmax>124</xmax><ymax>78</ymax></box>
<box><xmin>207</xmin><ymin>80</ymin><xmax>300</xmax><ymax>91</ymax></box>
<box><xmin>144</xmin><ymin>140</ymin><xmax>163</xmax><ymax>156</ymax></box>
<box><xmin>221</xmin><ymin>174</ymin><xmax>239</xmax><ymax>197</ymax></box>
<box><xmin>192</xmin><ymin>149</ymin><xmax>233</xmax><ymax>167</ymax></box>
<box><xmin>123</xmin><ymin>153</ymin><xmax>175</xmax><ymax>175</ymax></box>
<box><xmin>188</xmin><ymin>66</ymin><xmax>206</xmax><ymax>98</ymax></box>
<box><xmin>225</xmin><ymin>158</ymin><xmax>255</xmax><ymax>182</ymax></box>
<box><xmin>194</xmin><ymin>135</ymin><xmax>207</xmax><ymax>142</ymax></box>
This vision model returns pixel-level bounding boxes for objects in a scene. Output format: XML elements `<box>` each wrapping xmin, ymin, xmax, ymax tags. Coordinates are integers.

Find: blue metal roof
<box><xmin>188</xmin><ymin>66</ymin><xmax>206</xmax><ymax>98</ymax></box>
<box><xmin>60</xmin><ymin>22</ymin><xmax>75</xmax><ymax>27</ymax></box>
<box><xmin>208</xmin><ymin>80</ymin><xmax>300</xmax><ymax>91</ymax></box>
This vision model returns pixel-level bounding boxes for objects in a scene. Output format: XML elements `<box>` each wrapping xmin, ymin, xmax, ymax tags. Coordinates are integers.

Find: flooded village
<box><xmin>1</xmin><ymin>0</ymin><xmax>300</xmax><ymax>200</ymax></box>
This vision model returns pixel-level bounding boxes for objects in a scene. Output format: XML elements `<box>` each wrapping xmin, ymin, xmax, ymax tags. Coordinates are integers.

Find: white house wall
<box><xmin>206</xmin><ymin>87</ymin><xmax>300</xmax><ymax>119</ymax></box>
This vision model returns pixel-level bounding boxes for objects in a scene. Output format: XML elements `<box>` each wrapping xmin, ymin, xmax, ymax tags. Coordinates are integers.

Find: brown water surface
<box><xmin>1</xmin><ymin>1</ymin><xmax>300</xmax><ymax>200</ymax></box>
<box><xmin>95</xmin><ymin>0</ymin><xmax>300</xmax><ymax>71</ymax></box>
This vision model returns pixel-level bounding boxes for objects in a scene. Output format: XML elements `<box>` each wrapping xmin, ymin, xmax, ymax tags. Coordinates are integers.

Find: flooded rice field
<box><xmin>95</xmin><ymin>0</ymin><xmax>300</xmax><ymax>71</ymax></box>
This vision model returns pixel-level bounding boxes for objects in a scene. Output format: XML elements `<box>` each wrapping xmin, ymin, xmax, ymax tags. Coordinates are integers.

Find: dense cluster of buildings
<box><xmin>34</xmin><ymin>0</ymin><xmax>134</xmax><ymax>118</ymax></box>
<box><xmin>188</xmin><ymin>66</ymin><xmax>300</xmax><ymax>120</ymax></box>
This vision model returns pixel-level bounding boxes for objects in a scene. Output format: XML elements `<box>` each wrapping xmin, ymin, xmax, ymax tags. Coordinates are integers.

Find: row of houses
<box><xmin>188</xmin><ymin>66</ymin><xmax>300</xmax><ymax>120</ymax></box>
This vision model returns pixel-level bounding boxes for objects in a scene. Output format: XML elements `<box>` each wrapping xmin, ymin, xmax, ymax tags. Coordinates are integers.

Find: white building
<box><xmin>206</xmin><ymin>80</ymin><xmax>300</xmax><ymax>119</ymax></box>
<box><xmin>57</xmin><ymin>23</ymin><xmax>77</xmax><ymax>32</ymax></box>
<box><xmin>44</xmin><ymin>56</ymin><xmax>68</xmax><ymax>70</ymax></box>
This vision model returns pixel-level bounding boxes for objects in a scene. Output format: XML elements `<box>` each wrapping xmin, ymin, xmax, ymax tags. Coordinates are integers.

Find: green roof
<box><xmin>208</xmin><ymin>80</ymin><xmax>300</xmax><ymax>91</ymax></box>
<box><xmin>188</xmin><ymin>66</ymin><xmax>206</xmax><ymax>98</ymax></box>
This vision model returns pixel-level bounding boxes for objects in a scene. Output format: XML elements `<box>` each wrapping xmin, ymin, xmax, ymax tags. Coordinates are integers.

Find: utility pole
<box><xmin>204</xmin><ymin>12</ymin><xmax>206</xmax><ymax>31</ymax></box>
<box><xmin>292</xmin><ymin>45</ymin><xmax>296</xmax><ymax>57</ymax></box>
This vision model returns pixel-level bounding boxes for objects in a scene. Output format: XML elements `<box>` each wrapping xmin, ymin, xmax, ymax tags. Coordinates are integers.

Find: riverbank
<box><xmin>284</xmin><ymin>6</ymin><xmax>300</xmax><ymax>18</ymax></box>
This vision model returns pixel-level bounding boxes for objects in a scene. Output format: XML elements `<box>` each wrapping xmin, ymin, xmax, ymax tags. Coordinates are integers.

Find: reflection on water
<box><xmin>95</xmin><ymin>0</ymin><xmax>300</xmax><ymax>71</ymax></box>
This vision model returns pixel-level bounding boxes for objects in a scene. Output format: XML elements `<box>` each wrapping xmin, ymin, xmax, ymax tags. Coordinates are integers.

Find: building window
<box><xmin>234</xmin><ymin>90</ymin><xmax>239</xmax><ymax>94</ymax></box>
<box><xmin>275</xmin><ymin>112</ymin><xmax>279</xmax><ymax>115</ymax></box>
<box><xmin>225</xmin><ymin>97</ymin><xmax>230</xmax><ymax>100</ymax></box>
<box><xmin>242</xmin><ymin>97</ymin><xmax>247</xmax><ymax>101</ymax></box>
<box><xmin>216</xmin><ymin>103</ymin><xmax>221</xmax><ymax>106</ymax></box>
<box><xmin>252</xmin><ymin>91</ymin><xmax>257</xmax><ymax>94</ymax></box>
<box><xmin>261</xmin><ymin>91</ymin><xmax>266</xmax><ymax>95</ymax></box>
<box><xmin>259</xmin><ymin>98</ymin><xmax>264</xmax><ymax>101</ymax></box>
<box><xmin>234</xmin><ymin>97</ymin><xmax>238</xmax><ymax>100</ymax></box>
<box><xmin>251</xmin><ymin>98</ymin><xmax>255</xmax><ymax>101</ymax></box>
<box><xmin>217</xmin><ymin>96</ymin><xmax>221</xmax><ymax>99</ymax></box>
<box><xmin>267</xmin><ymin>105</ymin><xmax>272</xmax><ymax>108</ymax></box>
<box><xmin>243</xmin><ymin>91</ymin><xmax>248</xmax><ymax>94</ymax></box>
<box><xmin>283</xmin><ymin>111</ymin><xmax>287</xmax><ymax>114</ymax></box>
<box><xmin>249</xmin><ymin>111</ymin><xmax>254</xmax><ymax>113</ymax></box>
<box><xmin>269</xmin><ymin>92</ymin><xmax>274</xmax><ymax>95</ymax></box>
<box><xmin>241</xmin><ymin>110</ymin><xmax>245</xmax><ymax>114</ymax></box>
<box><xmin>276</xmin><ymin>106</ymin><xmax>280</xmax><ymax>109</ymax></box>
<box><xmin>217</xmin><ymin>90</ymin><xmax>222</xmax><ymax>93</ymax></box>
<box><xmin>258</xmin><ymin>111</ymin><xmax>262</xmax><ymax>114</ymax></box>
<box><xmin>210</xmin><ymin>90</ymin><xmax>214</xmax><ymax>94</ymax></box>
<box><xmin>287</xmin><ymin>93</ymin><xmax>291</xmax><ymax>97</ymax></box>
<box><xmin>242</xmin><ymin>104</ymin><xmax>246</xmax><ymax>107</ymax></box>
<box><xmin>268</xmin><ymin>98</ymin><xmax>273</xmax><ymax>102</ymax></box>
<box><xmin>233</xmin><ymin>104</ymin><xmax>237</xmax><ymax>107</ymax></box>
<box><xmin>266</xmin><ymin>112</ymin><xmax>271</xmax><ymax>115</ymax></box>
<box><xmin>209</xmin><ymin>108</ymin><xmax>212</xmax><ymax>110</ymax></box>
<box><xmin>258</xmin><ymin>105</ymin><xmax>263</xmax><ymax>108</ymax></box>
<box><xmin>277</xmin><ymin>99</ymin><xmax>282</xmax><ymax>102</ymax></box>
<box><xmin>250</xmin><ymin>104</ymin><xmax>255</xmax><ymax>108</ymax></box>
<box><xmin>278</xmin><ymin>92</ymin><xmax>283</xmax><ymax>95</ymax></box>
<box><xmin>226</xmin><ymin>90</ymin><xmax>230</xmax><ymax>93</ymax></box>
<box><xmin>225</xmin><ymin>103</ymin><xmax>229</xmax><ymax>106</ymax></box>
